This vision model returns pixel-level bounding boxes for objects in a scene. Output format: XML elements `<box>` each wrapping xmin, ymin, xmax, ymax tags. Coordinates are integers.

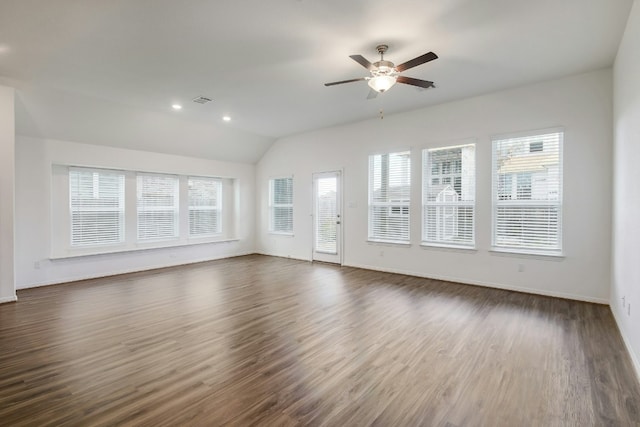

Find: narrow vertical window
<box><xmin>368</xmin><ymin>151</ymin><xmax>411</xmax><ymax>243</ymax></box>
<box><xmin>269</xmin><ymin>177</ymin><xmax>293</xmax><ymax>234</ymax></box>
<box><xmin>492</xmin><ymin>131</ymin><xmax>563</xmax><ymax>253</ymax></box>
<box><xmin>423</xmin><ymin>144</ymin><xmax>475</xmax><ymax>247</ymax></box>
<box><xmin>137</xmin><ymin>174</ymin><xmax>179</xmax><ymax>241</ymax></box>
<box><xmin>70</xmin><ymin>168</ymin><xmax>125</xmax><ymax>247</ymax></box>
<box><xmin>188</xmin><ymin>177</ymin><xmax>222</xmax><ymax>237</ymax></box>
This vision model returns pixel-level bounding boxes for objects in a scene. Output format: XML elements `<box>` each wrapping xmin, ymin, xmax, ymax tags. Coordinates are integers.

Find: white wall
<box><xmin>0</xmin><ymin>85</ymin><xmax>16</xmax><ymax>303</ymax></box>
<box><xmin>257</xmin><ymin>69</ymin><xmax>613</xmax><ymax>303</ymax></box>
<box><xmin>612</xmin><ymin>0</ymin><xmax>640</xmax><ymax>377</ymax></box>
<box><xmin>15</xmin><ymin>136</ymin><xmax>256</xmax><ymax>289</ymax></box>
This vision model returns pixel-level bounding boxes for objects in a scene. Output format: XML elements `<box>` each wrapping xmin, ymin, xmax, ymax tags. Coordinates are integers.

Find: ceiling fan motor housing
<box><xmin>373</xmin><ymin>60</ymin><xmax>396</xmax><ymax>75</ymax></box>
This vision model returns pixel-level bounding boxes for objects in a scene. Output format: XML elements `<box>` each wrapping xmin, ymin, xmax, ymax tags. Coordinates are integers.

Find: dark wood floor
<box><xmin>1</xmin><ymin>255</ymin><xmax>639</xmax><ymax>426</ymax></box>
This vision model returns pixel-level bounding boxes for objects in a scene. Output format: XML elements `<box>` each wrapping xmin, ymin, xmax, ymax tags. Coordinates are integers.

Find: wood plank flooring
<box><xmin>1</xmin><ymin>254</ymin><xmax>639</xmax><ymax>426</ymax></box>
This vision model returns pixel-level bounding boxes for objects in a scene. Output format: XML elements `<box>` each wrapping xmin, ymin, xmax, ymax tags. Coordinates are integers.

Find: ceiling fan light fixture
<box><xmin>368</xmin><ymin>75</ymin><xmax>397</xmax><ymax>93</ymax></box>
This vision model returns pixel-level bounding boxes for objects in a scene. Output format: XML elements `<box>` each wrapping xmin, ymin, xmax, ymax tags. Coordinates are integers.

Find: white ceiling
<box><xmin>0</xmin><ymin>0</ymin><xmax>634</xmax><ymax>162</ymax></box>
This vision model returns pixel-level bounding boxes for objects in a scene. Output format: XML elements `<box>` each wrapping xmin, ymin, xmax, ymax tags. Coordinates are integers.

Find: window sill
<box><xmin>367</xmin><ymin>240</ymin><xmax>411</xmax><ymax>247</ymax></box>
<box><xmin>269</xmin><ymin>232</ymin><xmax>294</xmax><ymax>237</ymax></box>
<box><xmin>489</xmin><ymin>247</ymin><xmax>564</xmax><ymax>260</ymax></box>
<box><xmin>421</xmin><ymin>243</ymin><xmax>477</xmax><ymax>253</ymax></box>
<box><xmin>51</xmin><ymin>238</ymin><xmax>240</xmax><ymax>260</ymax></box>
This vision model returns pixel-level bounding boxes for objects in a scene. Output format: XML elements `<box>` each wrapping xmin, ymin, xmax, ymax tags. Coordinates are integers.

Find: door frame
<box><xmin>311</xmin><ymin>170</ymin><xmax>343</xmax><ymax>265</ymax></box>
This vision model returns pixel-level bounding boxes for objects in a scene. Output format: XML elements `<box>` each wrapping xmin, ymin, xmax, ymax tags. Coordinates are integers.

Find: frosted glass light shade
<box><xmin>368</xmin><ymin>75</ymin><xmax>397</xmax><ymax>93</ymax></box>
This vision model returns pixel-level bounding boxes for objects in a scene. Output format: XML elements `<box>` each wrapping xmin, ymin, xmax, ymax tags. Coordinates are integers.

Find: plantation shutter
<box><xmin>368</xmin><ymin>151</ymin><xmax>411</xmax><ymax>242</ymax></box>
<box><xmin>423</xmin><ymin>145</ymin><xmax>475</xmax><ymax>247</ymax></box>
<box><xmin>69</xmin><ymin>168</ymin><xmax>125</xmax><ymax>247</ymax></box>
<box><xmin>492</xmin><ymin>131</ymin><xmax>563</xmax><ymax>253</ymax></box>
<box><xmin>269</xmin><ymin>177</ymin><xmax>293</xmax><ymax>234</ymax></box>
<box><xmin>137</xmin><ymin>174</ymin><xmax>179</xmax><ymax>241</ymax></box>
<box><xmin>188</xmin><ymin>177</ymin><xmax>222</xmax><ymax>237</ymax></box>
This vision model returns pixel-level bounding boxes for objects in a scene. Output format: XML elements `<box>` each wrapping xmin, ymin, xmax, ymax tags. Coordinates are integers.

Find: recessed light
<box><xmin>222</xmin><ymin>116</ymin><xmax>231</xmax><ymax>122</ymax></box>
<box><xmin>172</xmin><ymin>104</ymin><xmax>182</xmax><ymax>110</ymax></box>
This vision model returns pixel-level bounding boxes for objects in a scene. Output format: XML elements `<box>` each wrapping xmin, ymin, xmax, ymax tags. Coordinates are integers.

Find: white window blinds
<box><xmin>137</xmin><ymin>174</ymin><xmax>179</xmax><ymax>241</ymax></box>
<box><xmin>423</xmin><ymin>144</ymin><xmax>475</xmax><ymax>247</ymax></box>
<box><xmin>269</xmin><ymin>177</ymin><xmax>293</xmax><ymax>234</ymax></box>
<box><xmin>492</xmin><ymin>131</ymin><xmax>563</xmax><ymax>253</ymax></box>
<box><xmin>368</xmin><ymin>151</ymin><xmax>411</xmax><ymax>242</ymax></box>
<box><xmin>69</xmin><ymin>168</ymin><xmax>125</xmax><ymax>247</ymax></box>
<box><xmin>315</xmin><ymin>176</ymin><xmax>338</xmax><ymax>254</ymax></box>
<box><xmin>188</xmin><ymin>177</ymin><xmax>222</xmax><ymax>237</ymax></box>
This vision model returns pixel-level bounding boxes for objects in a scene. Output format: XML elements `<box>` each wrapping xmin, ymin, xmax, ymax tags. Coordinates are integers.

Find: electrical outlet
<box><xmin>379</xmin><ymin>250</ymin><xmax>384</xmax><ymax>257</ymax></box>
<box><xmin>628</xmin><ymin>303</ymin><xmax>631</xmax><ymax>316</ymax></box>
<box><xmin>517</xmin><ymin>264</ymin><xmax>524</xmax><ymax>273</ymax></box>
<box><xmin>34</xmin><ymin>261</ymin><xmax>40</xmax><ymax>270</ymax></box>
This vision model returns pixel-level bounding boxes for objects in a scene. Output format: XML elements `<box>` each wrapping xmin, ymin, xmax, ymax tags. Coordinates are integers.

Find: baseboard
<box><xmin>254</xmin><ymin>251</ymin><xmax>311</xmax><ymax>263</ymax></box>
<box><xmin>610</xmin><ymin>306</ymin><xmax>640</xmax><ymax>384</ymax></box>
<box><xmin>342</xmin><ymin>261</ymin><xmax>609</xmax><ymax>305</ymax></box>
<box><xmin>16</xmin><ymin>251</ymin><xmax>257</xmax><ymax>289</ymax></box>
<box><xmin>0</xmin><ymin>295</ymin><xmax>17</xmax><ymax>304</ymax></box>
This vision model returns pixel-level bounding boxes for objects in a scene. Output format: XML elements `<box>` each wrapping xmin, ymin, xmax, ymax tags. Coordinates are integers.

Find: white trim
<box><xmin>489</xmin><ymin>248</ymin><xmax>565</xmax><ymax>260</ymax></box>
<box><xmin>367</xmin><ymin>146</ymin><xmax>413</xmax><ymax>157</ymax></box>
<box><xmin>610</xmin><ymin>306</ymin><xmax>640</xmax><ymax>384</ymax></box>
<box><xmin>17</xmin><ymin>251</ymin><xmax>255</xmax><ymax>289</ymax></box>
<box><xmin>50</xmin><ymin>238</ymin><xmax>240</xmax><ymax>260</ymax></box>
<box><xmin>0</xmin><ymin>295</ymin><xmax>17</xmax><ymax>304</ymax></box>
<box><xmin>426</xmin><ymin>140</ymin><xmax>477</xmax><ymax>152</ymax></box>
<box><xmin>367</xmin><ymin>240</ymin><xmax>412</xmax><ymax>247</ymax></box>
<box><xmin>420</xmin><ymin>243</ymin><xmax>477</xmax><ymax>252</ymax></box>
<box><xmin>58</xmin><ymin>162</ymin><xmax>237</xmax><ymax>180</ymax></box>
<box><xmin>255</xmin><ymin>251</ymin><xmax>311</xmax><ymax>262</ymax></box>
<box><xmin>342</xmin><ymin>261</ymin><xmax>609</xmax><ymax>304</ymax></box>
<box><xmin>490</xmin><ymin>126</ymin><xmax>565</xmax><ymax>142</ymax></box>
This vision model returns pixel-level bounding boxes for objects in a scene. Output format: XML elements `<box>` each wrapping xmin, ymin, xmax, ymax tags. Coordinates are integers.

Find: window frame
<box><xmin>68</xmin><ymin>167</ymin><xmax>126</xmax><ymax>248</ymax></box>
<box><xmin>422</xmin><ymin>143</ymin><xmax>476</xmax><ymax>249</ymax></box>
<box><xmin>136</xmin><ymin>173</ymin><xmax>180</xmax><ymax>242</ymax></box>
<box><xmin>51</xmin><ymin>165</ymin><xmax>236</xmax><ymax>259</ymax></box>
<box><xmin>491</xmin><ymin>129</ymin><xmax>564</xmax><ymax>256</ymax></box>
<box><xmin>268</xmin><ymin>176</ymin><xmax>294</xmax><ymax>235</ymax></box>
<box><xmin>368</xmin><ymin>150</ymin><xmax>412</xmax><ymax>244</ymax></box>
<box><xmin>188</xmin><ymin>176</ymin><xmax>223</xmax><ymax>238</ymax></box>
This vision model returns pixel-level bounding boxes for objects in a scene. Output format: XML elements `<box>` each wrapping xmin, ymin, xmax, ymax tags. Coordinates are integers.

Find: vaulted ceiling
<box><xmin>0</xmin><ymin>0</ymin><xmax>633</xmax><ymax>163</ymax></box>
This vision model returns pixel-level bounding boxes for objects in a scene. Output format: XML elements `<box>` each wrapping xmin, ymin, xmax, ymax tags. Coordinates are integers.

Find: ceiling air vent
<box><xmin>192</xmin><ymin>96</ymin><xmax>212</xmax><ymax>104</ymax></box>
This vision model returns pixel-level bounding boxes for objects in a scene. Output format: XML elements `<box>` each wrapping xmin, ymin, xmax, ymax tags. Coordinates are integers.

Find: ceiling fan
<box><xmin>324</xmin><ymin>44</ymin><xmax>438</xmax><ymax>98</ymax></box>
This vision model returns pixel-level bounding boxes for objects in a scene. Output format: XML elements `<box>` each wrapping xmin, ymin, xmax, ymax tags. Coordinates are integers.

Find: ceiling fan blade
<box><xmin>367</xmin><ymin>89</ymin><xmax>378</xmax><ymax>100</ymax></box>
<box><xmin>349</xmin><ymin>55</ymin><xmax>375</xmax><ymax>71</ymax></box>
<box><xmin>396</xmin><ymin>76</ymin><xmax>435</xmax><ymax>89</ymax></box>
<box><xmin>324</xmin><ymin>77</ymin><xmax>366</xmax><ymax>87</ymax></box>
<box><xmin>395</xmin><ymin>51</ymin><xmax>438</xmax><ymax>72</ymax></box>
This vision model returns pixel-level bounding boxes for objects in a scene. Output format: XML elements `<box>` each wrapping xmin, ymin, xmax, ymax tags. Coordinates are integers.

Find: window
<box><xmin>269</xmin><ymin>177</ymin><xmax>293</xmax><ymax>234</ymax></box>
<box><xmin>368</xmin><ymin>151</ymin><xmax>411</xmax><ymax>243</ymax></box>
<box><xmin>422</xmin><ymin>144</ymin><xmax>475</xmax><ymax>247</ymax></box>
<box><xmin>53</xmin><ymin>166</ymin><xmax>236</xmax><ymax>257</ymax></box>
<box><xmin>69</xmin><ymin>168</ymin><xmax>125</xmax><ymax>247</ymax></box>
<box><xmin>137</xmin><ymin>174</ymin><xmax>179</xmax><ymax>241</ymax></box>
<box><xmin>492</xmin><ymin>131</ymin><xmax>563</xmax><ymax>253</ymax></box>
<box><xmin>188</xmin><ymin>177</ymin><xmax>222</xmax><ymax>237</ymax></box>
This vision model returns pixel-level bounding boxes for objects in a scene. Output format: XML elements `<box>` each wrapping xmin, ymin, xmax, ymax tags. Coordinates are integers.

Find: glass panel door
<box><xmin>313</xmin><ymin>171</ymin><xmax>341</xmax><ymax>264</ymax></box>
